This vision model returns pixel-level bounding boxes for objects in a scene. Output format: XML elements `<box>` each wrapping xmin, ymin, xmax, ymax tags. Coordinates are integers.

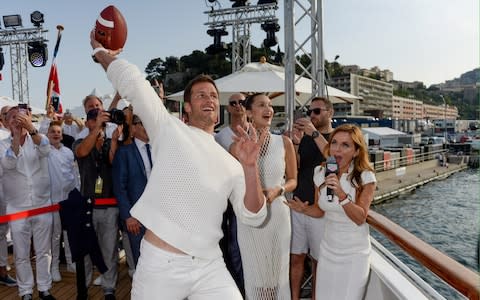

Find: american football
<box><xmin>94</xmin><ymin>5</ymin><xmax>127</xmax><ymax>50</ymax></box>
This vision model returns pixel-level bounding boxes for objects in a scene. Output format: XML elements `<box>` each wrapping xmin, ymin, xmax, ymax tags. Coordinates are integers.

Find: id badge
<box><xmin>95</xmin><ymin>176</ymin><xmax>103</xmax><ymax>195</ymax></box>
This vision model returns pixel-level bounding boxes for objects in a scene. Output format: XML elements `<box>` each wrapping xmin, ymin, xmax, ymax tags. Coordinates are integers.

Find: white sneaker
<box><xmin>66</xmin><ymin>264</ymin><xmax>76</xmax><ymax>273</ymax></box>
<box><xmin>51</xmin><ymin>269</ymin><xmax>62</xmax><ymax>282</ymax></box>
<box><xmin>93</xmin><ymin>275</ymin><xmax>102</xmax><ymax>286</ymax></box>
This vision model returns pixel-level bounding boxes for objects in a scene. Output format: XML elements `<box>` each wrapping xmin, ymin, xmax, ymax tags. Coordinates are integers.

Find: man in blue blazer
<box><xmin>112</xmin><ymin>115</ymin><xmax>152</xmax><ymax>266</ymax></box>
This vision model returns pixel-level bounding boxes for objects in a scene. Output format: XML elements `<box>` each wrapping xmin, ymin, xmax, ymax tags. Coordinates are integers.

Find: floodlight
<box><xmin>261</xmin><ymin>21</ymin><xmax>280</xmax><ymax>47</ymax></box>
<box><xmin>205</xmin><ymin>28</ymin><xmax>228</xmax><ymax>55</ymax></box>
<box><xmin>30</xmin><ymin>11</ymin><xmax>44</xmax><ymax>27</ymax></box>
<box><xmin>3</xmin><ymin>15</ymin><xmax>22</xmax><ymax>28</ymax></box>
<box><xmin>27</xmin><ymin>42</ymin><xmax>48</xmax><ymax>67</ymax></box>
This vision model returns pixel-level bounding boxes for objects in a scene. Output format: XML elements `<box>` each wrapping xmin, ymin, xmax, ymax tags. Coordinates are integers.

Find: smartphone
<box><xmin>51</xmin><ymin>96</ymin><xmax>60</xmax><ymax>112</ymax></box>
<box><xmin>18</xmin><ymin>103</ymin><xmax>28</xmax><ymax>115</ymax></box>
<box><xmin>294</xmin><ymin>109</ymin><xmax>307</xmax><ymax>121</ymax></box>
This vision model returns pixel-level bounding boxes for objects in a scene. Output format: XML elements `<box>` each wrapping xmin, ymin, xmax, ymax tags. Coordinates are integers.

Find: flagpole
<box><xmin>46</xmin><ymin>25</ymin><xmax>64</xmax><ymax>110</ymax></box>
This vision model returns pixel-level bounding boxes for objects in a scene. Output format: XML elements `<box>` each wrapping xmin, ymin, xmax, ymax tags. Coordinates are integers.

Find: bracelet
<box><xmin>339</xmin><ymin>194</ymin><xmax>352</xmax><ymax>206</ymax></box>
<box><xmin>91</xmin><ymin>47</ymin><xmax>108</xmax><ymax>62</ymax></box>
<box><xmin>279</xmin><ymin>185</ymin><xmax>285</xmax><ymax>196</ymax></box>
<box><xmin>92</xmin><ymin>47</ymin><xmax>108</xmax><ymax>56</ymax></box>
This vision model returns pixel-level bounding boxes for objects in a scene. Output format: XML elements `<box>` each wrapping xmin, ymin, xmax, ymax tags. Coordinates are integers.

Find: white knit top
<box><xmin>107</xmin><ymin>59</ymin><xmax>267</xmax><ymax>259</ymax></box>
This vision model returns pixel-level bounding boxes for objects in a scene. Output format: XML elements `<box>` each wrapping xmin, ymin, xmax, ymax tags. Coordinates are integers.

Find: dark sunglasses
<box><xmin>133</xmin><ymin>122</ymin><xmax>143</xmax><ymax>126</ymax></box>
<box><xmin>229</xmin><ymin>100</ymin><xmax>245</xmax><ymax>107</ymax></box>
<box><xmin>307</xmin><ymin>108</ymin><xmax>328</xmax><ymax>115</ymax></box>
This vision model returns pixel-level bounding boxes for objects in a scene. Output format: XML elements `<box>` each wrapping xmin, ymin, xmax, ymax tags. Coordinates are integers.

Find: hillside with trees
<box><xmin>144</xmin><ymin>44</ymin><xmax>478</xmax><ymax>119</ymax></box>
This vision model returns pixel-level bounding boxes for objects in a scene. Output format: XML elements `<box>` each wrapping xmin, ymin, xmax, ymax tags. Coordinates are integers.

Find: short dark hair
<box><xmin>82</xmin><ymin>95</ymin><xmax>103</xmax><ymax>108</ymax></box>
<box><xmin>183</xmin><ymin>74</ymin><xmax>218</xmax><ymax>103</ymax></box>
<box><xmin>311</xmin><ymin>96</ymin><xmax>332</xmax><ymax>109</ymax></box>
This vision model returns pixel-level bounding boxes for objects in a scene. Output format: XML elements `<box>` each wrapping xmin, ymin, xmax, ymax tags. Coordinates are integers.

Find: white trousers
<box><xmin>0</xmin><ymin>203</ymin><xmax>8</xmax><ymax>267</ymax></box>
<box><xmin>51</xmin><ymin>211</ymin><xmax>74</xmax><ymax>270</ymax></box>
<box><xmin>10</xmin><ymin>212</ymin><xmax>53</xmax><ymax>296</ymax></box>
<box><xmin>132</xmin><ymin>239</ymin><xmax>242</xmax><ymax>300</ymax></box>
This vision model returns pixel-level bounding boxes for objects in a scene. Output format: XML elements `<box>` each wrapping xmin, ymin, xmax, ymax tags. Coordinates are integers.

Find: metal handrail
<box><xmin>373</xmin><ymin>148</ymin><xmax>448</xmax><ymax>173</ymax></box>
<box><xmin>367</xmin><ymin>210</ymin><xmax>480</xmax><ymax>300</ymax></box>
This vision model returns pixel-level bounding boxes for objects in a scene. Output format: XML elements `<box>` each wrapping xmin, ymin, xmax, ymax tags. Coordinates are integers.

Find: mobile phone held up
<box><xmin>294</xmin><ymin>109</ymin><xmax>307</xmax><ymax>121</ymax></box>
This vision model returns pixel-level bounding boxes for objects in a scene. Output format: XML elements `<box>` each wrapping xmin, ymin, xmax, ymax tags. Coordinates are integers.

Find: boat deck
<box><xmin>0</xmin><ymin>254</ymin><xmax>131</xmax><ymax>300</ymax></box>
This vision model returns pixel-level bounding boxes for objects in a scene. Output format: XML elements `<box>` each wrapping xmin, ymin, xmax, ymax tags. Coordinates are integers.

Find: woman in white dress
<box><xmin>287</xmin><ymin>124</ymin><xmax>376</xmax><ymax>300</ymax></box>
<box><xmin>234</xmin><ymin>93</ymin><xmax>297</xmax><ymax>300</ymax></box>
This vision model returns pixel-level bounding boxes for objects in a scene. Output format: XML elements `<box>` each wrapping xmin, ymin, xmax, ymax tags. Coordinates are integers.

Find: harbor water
<box><xmin>371</xmin><ymin>168</ymin><xmax>480</xmax><ymax>299</ymax></box>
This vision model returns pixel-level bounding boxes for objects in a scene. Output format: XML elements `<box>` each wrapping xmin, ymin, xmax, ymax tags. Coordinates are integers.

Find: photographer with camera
<box><xmin>73</xmin><ymin>108</ymin><xmax>123</xmax><ymax>300</ymax></box>
<box><xmin>77</xmin><ymin>95</ymin><xmax>123</xmax><ymax>141</ymax></box>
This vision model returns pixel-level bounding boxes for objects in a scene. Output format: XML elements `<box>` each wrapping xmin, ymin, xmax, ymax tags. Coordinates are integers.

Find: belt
<box><xmin>94</xmin><ymin>198</ymin><xmax>118</xmax><ymax>206</ymax></box>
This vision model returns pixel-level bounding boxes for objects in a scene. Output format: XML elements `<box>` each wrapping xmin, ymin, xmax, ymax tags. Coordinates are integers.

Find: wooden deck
<box><xmin>0</xmin><ymin>253</ymin><xmax>132</xmax><ymax>300</ymax></box>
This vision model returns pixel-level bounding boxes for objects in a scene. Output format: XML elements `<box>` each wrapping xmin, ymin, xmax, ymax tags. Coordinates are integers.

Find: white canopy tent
<box><xmin>168</xmin><ymin>61</ymin><xmax>361</xmax><ymax>106</ymax></box>
<box><xmin>0</xmin><ymin>96</ymin><xmax>45</xmax><ymax>114</ymax></box>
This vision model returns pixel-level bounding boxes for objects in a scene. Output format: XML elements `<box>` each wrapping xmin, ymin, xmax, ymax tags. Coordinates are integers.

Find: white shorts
<box><xmin>290</xmin><ymin>210</ymin><xmax>325</xmax><ymax>260</ymax></box>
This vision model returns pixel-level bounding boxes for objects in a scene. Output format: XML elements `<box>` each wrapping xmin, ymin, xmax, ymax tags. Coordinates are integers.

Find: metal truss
<box><xmin>204</xmin><ymin>3</ymin><xmax>279</xmax><ymax>72</ymax></box>
<box><xmin>284</xmin><ymin>0</ymin><xmax>325</xmax><ymax>131</ymax></box>
<box><xmin>0</xmin><ymin>27</ymin><xmax>48</xmax><ymax>103</ymax></box>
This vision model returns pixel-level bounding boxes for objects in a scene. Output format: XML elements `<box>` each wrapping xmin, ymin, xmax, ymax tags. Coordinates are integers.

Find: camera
<box><xmin>107</xmin><ymin>108</ymin><xmax>125</xmax><ymax>125</ymax></box>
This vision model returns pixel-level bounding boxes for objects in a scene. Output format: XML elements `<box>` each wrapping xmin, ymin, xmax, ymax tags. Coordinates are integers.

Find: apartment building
<box><xmin>330</xmin><ymin>73</ymin><xmax>394</xmax><ymax>117</ymax></box>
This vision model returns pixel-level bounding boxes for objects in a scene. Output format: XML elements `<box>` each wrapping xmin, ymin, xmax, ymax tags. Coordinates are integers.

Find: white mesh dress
<box><xmin>237</xmin><ymin>133</ymin><xmax>291</xmax><ymax>300</ymax></box>
<box><xmin>313</xmin><ymin>164</ymin><xmax>376</xmax><ymax>300</ymax></box>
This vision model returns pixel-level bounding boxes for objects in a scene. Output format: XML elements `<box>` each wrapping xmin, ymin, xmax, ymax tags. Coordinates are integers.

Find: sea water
<box><xmin>371</xmin><ymin>169</ymin><xmax>480</xmax><ymax>299</ymax></box>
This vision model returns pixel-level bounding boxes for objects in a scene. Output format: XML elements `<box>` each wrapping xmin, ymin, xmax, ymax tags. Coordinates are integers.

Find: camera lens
<box><xmin>108</xmin><ymin>109</ymin><xmax>125</xmax><ymax>125</ymax></box>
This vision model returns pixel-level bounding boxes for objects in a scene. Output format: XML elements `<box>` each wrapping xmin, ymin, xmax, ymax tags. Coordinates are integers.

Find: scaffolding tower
<box><xmin>0</xmin><ymin>27</ymin><xmax>48</xmax><ymax>104</ymax></box>
<box><xmin>284</xmin><ymin>0</ymin><xmax>326</xmax><ymax>130</ymax></box>
<box><xmin>204</xmin><ymin>3</ymin><xmax>279</xmax><ymax>72</ymax></box>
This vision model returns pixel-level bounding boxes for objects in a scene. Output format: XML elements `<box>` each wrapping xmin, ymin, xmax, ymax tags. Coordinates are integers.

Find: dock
<box><xmin>373</xmin><ymin>158</ymin><xmax>469</xmax><ymax>204</ymax></box>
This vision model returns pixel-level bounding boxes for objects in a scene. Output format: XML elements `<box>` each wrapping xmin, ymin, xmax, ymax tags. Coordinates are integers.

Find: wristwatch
<box><xmin>29</xmin><ymin>128</ymin><xmax>38</xmax><ymax>136</ymax></box>
<box><xmin>311</xmin><ymin>130</ymin><xmax>320</xmax><ymax>139</ymax></box>
<box><xmin>339</xmin><ymin>194</ymin><xmax>353</xmax><ymax>206</ymax></box>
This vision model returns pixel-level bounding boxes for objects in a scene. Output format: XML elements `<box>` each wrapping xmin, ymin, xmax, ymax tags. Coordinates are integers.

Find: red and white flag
<box><xmin>46</xmin><ymin>62</ymin><xmax>63</xmax><ymax>113</ymax></box>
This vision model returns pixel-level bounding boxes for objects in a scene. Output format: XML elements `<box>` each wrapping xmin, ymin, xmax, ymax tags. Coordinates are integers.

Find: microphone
<box><xmin>325</xmin><ymin>156</ymin><xmax>338</xmax><ymax>202</ymax></box>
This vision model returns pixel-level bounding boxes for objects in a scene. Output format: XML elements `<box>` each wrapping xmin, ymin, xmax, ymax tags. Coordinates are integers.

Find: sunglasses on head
<box><xmin>307</xmin><ymin>107</ymin><xmax>328</xmax><ymax>115</ymax></box>
<box><xmin>229</xmin><ymin>100</ymin><xmax>245</xmax><ymax>107</ymax></box>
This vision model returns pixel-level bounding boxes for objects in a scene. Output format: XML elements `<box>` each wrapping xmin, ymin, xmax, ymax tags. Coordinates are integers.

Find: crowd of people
<box><xmin>0</xmin><ymin>31</ymin><xmax>377</xmax><ymax>300</ymax></box>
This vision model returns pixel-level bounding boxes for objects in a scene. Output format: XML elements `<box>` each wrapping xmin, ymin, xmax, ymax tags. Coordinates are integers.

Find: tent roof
<box><xmin>168</xmin><ymin>61</ymin><xmax>361</xmax><ymax>106</ymax></box>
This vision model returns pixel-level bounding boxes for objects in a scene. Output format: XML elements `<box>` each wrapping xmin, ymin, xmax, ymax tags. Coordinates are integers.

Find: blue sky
<box><xmin>0</xmin><ymin>0</ymin><xmax>478</xmax><ymax>111</ymax></box>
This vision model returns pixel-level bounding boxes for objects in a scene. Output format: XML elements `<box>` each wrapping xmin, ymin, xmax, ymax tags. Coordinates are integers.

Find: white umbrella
<box><xmin>168</xmin><ymin>61</ymin><xmax>361</xmax><ymax>106</ymax></box>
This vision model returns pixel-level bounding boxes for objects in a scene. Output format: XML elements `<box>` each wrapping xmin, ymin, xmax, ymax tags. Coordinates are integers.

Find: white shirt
<box><xmin>0</xmin><ymin>134</ymin><xmax>51</xmax><ymax>213</ymax></box>
<box><xmin>214</xmin><ymin>126</ymin><xmax>235</xmax><ymax>151</ymax></box>
<box><xmin>134</xmin><ymin>138</ymin><xmax>152</xmax><ymax>179</ymax></box>
<box><xmin>62</xmin><ymin>123</ymin><xmax>81</xmax><ymax>139</ymax></box>
<box><xmin>108</xmin><ymin>59</ymin><xmax>267</xmax><ymax>260</ymax></box>
<box><xmin>38</xmin><ymin>117</ymin><xmax>52</xmax><ymax>135</ymax></box>
<box><xmin>47</xmin><ymin>144</ymin><xmax>80</xmax><ymax>203</ymax></box>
